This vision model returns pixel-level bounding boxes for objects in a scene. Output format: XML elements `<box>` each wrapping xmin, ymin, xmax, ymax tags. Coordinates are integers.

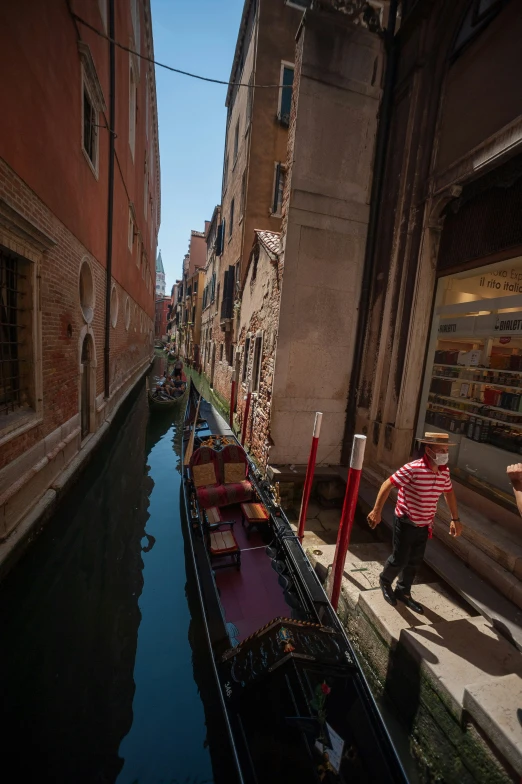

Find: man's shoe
<box><xmin>395</xmin><ymin>590</ymin><xmax>424</xmax><ymax>614</ymax></box>
<box><xmin>379</xmin><ymin>578</ymin><xmax>397</xmax><ymax>607</ymax></box>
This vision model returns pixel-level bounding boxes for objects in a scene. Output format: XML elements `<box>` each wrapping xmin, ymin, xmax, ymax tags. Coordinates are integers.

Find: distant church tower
<box><xmin>155</xmin><ymin>250</ymin><xmax>166</xmax><ymax>297</ymax></box>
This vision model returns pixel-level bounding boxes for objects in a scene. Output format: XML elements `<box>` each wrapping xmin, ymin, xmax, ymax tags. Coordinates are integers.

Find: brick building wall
<box><xmin>235</xmin><ymin>243</ymin><xmax>282</xmax><ymax>467</ymax></box>
<box><xmin>0</xmin><ymin>0</ymin><xmax>159</xmax><ymax>549</ymax></box>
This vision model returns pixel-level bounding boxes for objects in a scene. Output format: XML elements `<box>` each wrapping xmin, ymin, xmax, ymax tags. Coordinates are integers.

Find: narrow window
<box><xmin>130</xmin><ymin>0</ymin><xmax>141</xmax><ymax>58</ymax></box>
<box><xmin>252</xmin><ymin>334</ymin><xmax>263</xmax><ymax>393</ymax></box>
<box><xmin>233</xmin><ymin>119</ymin><xmax>240</xmax><ymax>163</ymax></box>
<box><xmin>278</xmin><ymin>64</ymin><xmax>294</xmax><ymax>126</ymax></box>
<box><xmin>129</xmin><ymin>61</ymin><xmax>137</xmax><ymax>159</ymax></box>
<box><xmin>240</xmin><ymin>170</ymin><xmax>247</xmax><ymax>219</ymax></box>
<box><xmin>246</xmin><ymin>73</ymin><xmax>253</xmax><ymax>128</ymax></box>
<box><xmin>83</xmin><ymin>83</ymin><xmax>98</xmax><ymax>169</ymax></box>
<box><xmin>272</xmin><ymin>163</ymin><xmax>285</xmax><ymax>216</ymax></box>
<box><xmin>98</xmin><ymin>0</ymin><xmax>108</xmax><ymax>32</ymax></box>
<box><xmin>223</xmin><ymin>153</ymin><xmax>229</xmax><ymax>193</ymax></box>
<box><xmin>229</xmin><ymin>199</ymin><xmax>234</xmax><ymax>238</ymax></box>
<box><xmin>128</xmin><ymin>208</ymin><xmax>134</xmax><ymax>252</ymax></box>
<box><xmin>242</xmin><ymin>336</ymin><xmax>251</xmax><ymax>383</ymax></box>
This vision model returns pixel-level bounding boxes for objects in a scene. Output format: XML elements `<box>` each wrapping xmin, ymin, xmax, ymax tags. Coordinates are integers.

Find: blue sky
<box><xmin>151</xmin><ymin>0</ymin><xmax>244</xmax><ymax>292</ymax></box>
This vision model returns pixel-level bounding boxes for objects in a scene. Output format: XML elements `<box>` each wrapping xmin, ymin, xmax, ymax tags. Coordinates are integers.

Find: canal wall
<box><xmin>0</xmin><ymin>356</ymin><xmax>153</xmax><ymax>581</ymax></box>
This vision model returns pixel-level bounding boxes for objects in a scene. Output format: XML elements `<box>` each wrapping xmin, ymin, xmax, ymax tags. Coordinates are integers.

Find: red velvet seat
<box><xmin>190</xmin><ymin>443</ymin><xmax>253</xmax><ymax>509</ymax></box>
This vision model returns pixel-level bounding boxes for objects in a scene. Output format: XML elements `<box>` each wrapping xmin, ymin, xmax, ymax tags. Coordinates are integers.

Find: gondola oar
<box><xmin>184</xmin><ymin>393</ymin><xmax>201</xmax><ymax>466</ymax></box>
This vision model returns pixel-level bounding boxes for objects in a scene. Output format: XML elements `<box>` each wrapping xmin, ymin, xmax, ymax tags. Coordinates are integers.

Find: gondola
<box><xmin>181</xmin><ymin>381</ymin><xmax>407</xmax><ymax>784</ymax></box>
<box><xmin>147</xmin><ymin>375</ymin><xmax>188</xmax><ymax>411</ymax></box>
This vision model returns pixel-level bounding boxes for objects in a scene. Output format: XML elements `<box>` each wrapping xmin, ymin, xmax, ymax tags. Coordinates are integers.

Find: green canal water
<box><xmin>0</xmin><ymin>358</ymin><xmax>228</xmax><ymax>783</ymax></box>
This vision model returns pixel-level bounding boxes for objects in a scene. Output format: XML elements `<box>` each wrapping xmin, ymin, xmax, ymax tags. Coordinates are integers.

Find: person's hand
<box><xmin>449</xmin><ymin>519</ymin><xmax>463</xmax><ymax>537</ymax></box>
<box><xmin>507</xmin><ymin>464</ymin><xmax>522</xmax><ymax>491</ymax></box>
<box><xmin>367</xmin><ymin>509</ymin><xmax>381</xmax><ymax>529</ymax></box>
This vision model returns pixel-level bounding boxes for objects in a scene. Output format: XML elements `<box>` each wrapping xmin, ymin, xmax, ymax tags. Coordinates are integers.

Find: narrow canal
<box><xmin>0</xmin><ymin>358</ymin><xmax>226</xmax><ymax>784</ymax></box>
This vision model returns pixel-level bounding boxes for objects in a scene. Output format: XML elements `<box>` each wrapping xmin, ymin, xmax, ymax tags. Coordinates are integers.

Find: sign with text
<box><xmin>438</xmin><ymin>312</ymin><xmax>522</xmax><ymax>339</ymax></box>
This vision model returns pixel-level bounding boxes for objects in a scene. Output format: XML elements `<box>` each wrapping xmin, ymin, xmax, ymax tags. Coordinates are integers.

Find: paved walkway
<box><xmin>291</xmin><ymin>504</ymin><xmax>522</xmax><ymax>782</ymax></box>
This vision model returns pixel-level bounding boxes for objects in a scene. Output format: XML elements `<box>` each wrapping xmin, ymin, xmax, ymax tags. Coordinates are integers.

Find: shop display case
<box><xmin>418</xmin><ymin>257</ymin><xmax>522</xmax><ymax>504</ymax></box>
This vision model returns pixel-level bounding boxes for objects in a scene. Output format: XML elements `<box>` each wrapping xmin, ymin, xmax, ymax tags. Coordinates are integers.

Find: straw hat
<box><xmin>417</xmin><ymin>432</ymin><xmax>456</xmax><ymax>447</ymax></box>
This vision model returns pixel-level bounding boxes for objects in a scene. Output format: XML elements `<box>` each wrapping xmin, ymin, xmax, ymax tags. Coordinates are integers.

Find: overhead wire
<box><xmin>71</xmin><ymin>13</ymin><xmax>286</xmax><ymax>89</ymax></box>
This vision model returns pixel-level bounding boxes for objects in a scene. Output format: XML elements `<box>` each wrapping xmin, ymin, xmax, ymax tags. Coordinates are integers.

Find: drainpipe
<box><xmin>341</xmin><ymin>0</ymin><xmax>399</xmax><ymax>462</ymax></box>
<box><xmin>104</xmin><ymin>0</ymin><xmax>116</xmax><ymax>399</ymax></box>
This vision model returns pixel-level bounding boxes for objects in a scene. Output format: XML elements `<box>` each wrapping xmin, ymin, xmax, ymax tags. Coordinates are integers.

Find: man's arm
<box><xmin>367</xmin><ymin>478</ymin><xmax>394</xmax><ymax>528</ymax></box>
<box><xmin>443</xmin><ymin>489</ymin><xmax>462</xmax><ymax>537</ymax></box>
<box><xmin>507</xmin><ymin>463</ymin><xmax>522</xmax><ymax>516</ymax></box>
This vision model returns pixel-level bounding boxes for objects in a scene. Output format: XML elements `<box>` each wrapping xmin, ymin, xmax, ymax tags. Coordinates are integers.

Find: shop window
<box><xmin>417</xmin><ymin>255</ymin><xmax>522</xmax><ymax>506</ymax></box>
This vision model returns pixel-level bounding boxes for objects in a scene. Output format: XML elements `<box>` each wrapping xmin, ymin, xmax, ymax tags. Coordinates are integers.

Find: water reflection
<box><xmin>0</xmin><ymin>364</ymin><xmax>215</xmax><ymax>784</ymax></box>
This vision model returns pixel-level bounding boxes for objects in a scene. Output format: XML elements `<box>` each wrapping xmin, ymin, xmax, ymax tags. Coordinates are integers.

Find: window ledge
<box><xmin>0</xmin><ymin>410</ymin><xmax>42</xmax><ymax>449</ymax></box>
<box><xmin>82</xmin><ymin>148</ymin><xmax>99</xmax><ymax>180</ymax></box>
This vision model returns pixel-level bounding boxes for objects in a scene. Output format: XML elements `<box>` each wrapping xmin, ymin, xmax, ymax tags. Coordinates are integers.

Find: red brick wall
<box><xmin>0</xmin><ymin>160</ymin><xmax>153</xmax><ymax>471</ymax></box>
<box><xmin>155</xmin><ymin>297</ymin><xmax>169</xmax><ymax>338</ymax></box>
<box><xmin>0</xmin><ymin>0</ymin><xmax>158</xmax><ymax>321</ymax></box>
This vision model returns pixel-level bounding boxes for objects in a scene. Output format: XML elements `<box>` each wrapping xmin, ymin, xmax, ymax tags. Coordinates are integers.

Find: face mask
<box><xmin>428</xmin><ymin>448</ymin><xmax>449</xmax><ymax>466</ymax></box>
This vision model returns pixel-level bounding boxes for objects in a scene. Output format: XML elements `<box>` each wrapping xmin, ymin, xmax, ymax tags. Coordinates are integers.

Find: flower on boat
<box><xmin>320</xmin><ymin>682</ymin><xmax>331</xmax><ymax>696</ymax></box>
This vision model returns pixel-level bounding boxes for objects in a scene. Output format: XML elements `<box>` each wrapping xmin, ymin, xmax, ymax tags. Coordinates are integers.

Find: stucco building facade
<box><xmin>201</xmin><ymin>0</ymin><xmax>304</xmax><ymax>404</ymax></box>
<box><xmin>0</xmin><ymin>0</ymin><xmax>159</xmax><ymax>556</ymax></box>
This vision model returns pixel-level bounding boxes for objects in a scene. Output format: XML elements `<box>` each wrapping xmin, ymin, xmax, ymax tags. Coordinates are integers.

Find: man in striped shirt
<box><xmin>367</xmin><ymin>432</ymin><xmax>462</xmax><ymax>613</ymax></box>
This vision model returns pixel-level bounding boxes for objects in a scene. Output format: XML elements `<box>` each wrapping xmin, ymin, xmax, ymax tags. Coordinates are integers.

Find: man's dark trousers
<box><xmin>380</xmin><ymin>515</ymin><xmax>429</xmax><ymax>593</ymax></box>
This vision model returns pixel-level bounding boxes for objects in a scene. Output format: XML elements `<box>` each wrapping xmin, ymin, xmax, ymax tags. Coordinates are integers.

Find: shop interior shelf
<box><xmin>433</xmin><ymin>363</ymin><xmax>522</xmax><ymax>375</ymax></box>
<box><xmin>432</xmin><ymin>374</ymin><xmax>522</xmax><ymax>390</ymax></box>
<box><xmin>428</xmin><ymin>392</ymin><xmax>522</xmax><ymax>416</ymax></box>
<box><xmin>427</xmin><ymin>401</ymin><xmax>522</xmax><ymax>430</ymax></box>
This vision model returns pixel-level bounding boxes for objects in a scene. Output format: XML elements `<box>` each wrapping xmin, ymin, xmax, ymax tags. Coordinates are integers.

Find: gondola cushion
<box><xmin>196</xmin><ymin>480</ymin><xmax>252</xmax><ymax>509</ymax></box>
<box><xmin>191</xmin><ymin>445</ymin><xmax>253</xmax><ymax>508</ymax></box>
<box><xmin>209</xmin><ymin>529</ymin><xmax>239</xmax><ymax>555</ymax></box>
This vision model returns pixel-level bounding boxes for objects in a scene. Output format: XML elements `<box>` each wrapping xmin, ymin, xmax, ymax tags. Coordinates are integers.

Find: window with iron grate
<box><xmin>0</xmin><ymin>249</ymin><xmax>32</xmax><ymax>418</ymax></box>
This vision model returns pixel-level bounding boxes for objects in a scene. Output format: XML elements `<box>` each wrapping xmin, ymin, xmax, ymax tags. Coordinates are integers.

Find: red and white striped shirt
<box><xmin>390</xmin><ymin>456</ymin><xmax>452</xmax><ymax>525</ymax></box>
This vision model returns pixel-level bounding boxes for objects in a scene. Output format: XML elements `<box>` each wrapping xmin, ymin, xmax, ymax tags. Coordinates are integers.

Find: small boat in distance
<box><xmin>181</xmin><ymin>381</ymin><xmax>407</xmax><ymax>784</ymax></box>
<box><xmin>148</xmin><ymin>361</ymin><xmax>188</xmax><ymax>410</ymax></box>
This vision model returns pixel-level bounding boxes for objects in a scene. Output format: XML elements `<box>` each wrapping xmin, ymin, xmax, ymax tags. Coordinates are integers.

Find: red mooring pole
<box><xmin>330</xmin><ymin>434</ymin><xmax>367</xmax><ymax>611</ymax></box>
<box><xmin>297</xmin><ymin>412</ymin><xmax>323</xmax><ymax>540</ymax></box>
<box><xmin>241</xmin><ymin>381</ymin><xmax>252</xmax><ymax>447</ymax></box>
<box><xmin>229</xmin><ymin>361</ymin><xmax>238</xmax><ymax>430</ymax></box>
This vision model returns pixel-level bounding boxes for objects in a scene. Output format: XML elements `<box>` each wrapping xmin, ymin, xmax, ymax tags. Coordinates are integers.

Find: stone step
<box><xmin>463</xmin><ymin>674</ymin><xmax>522</xmax><ymax>777</ymax></box>
<box><xmin>433</xmin><ymin>517</ymin><xmax>522</xmax><ymax>611</ymax></box>
<box><xmin>358</xmin><ymin>582</ymin><xmax>474</xmax><ymax>648</ymax></box>
<box><xmin>446</xmin><ymin>501</ymin><xmax>522</xmax><ymax>576</ymax></box>
<box><xmin>400</xmin><ymin>615</ymin><xmax>522</xmax><ymax>723</ymax></box>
